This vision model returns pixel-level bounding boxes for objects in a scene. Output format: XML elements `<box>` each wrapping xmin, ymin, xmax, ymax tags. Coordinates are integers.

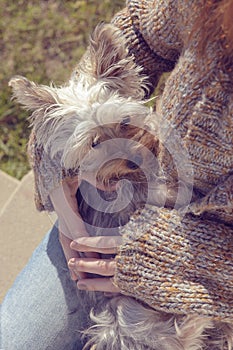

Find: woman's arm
<box><xmin>111</xmin><ymin>1</ymin><xmax>180</xmax><ymax>95</ymax></box>
<box><xmin>69</xmin><ymin>191</ymin><xmax>233</xmax><ymax>322</ymax></box>
<box><xmin>114</xmin><ymin>204</ymin><xmax>233</xmax><ymax>322</ymax></box>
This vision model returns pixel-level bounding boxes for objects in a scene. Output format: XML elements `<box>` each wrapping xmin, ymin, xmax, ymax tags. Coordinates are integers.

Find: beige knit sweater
<box><xmin>111</xmin><ymin>0</ymin><xmax>233</xmax><ymax>322</ymax></box>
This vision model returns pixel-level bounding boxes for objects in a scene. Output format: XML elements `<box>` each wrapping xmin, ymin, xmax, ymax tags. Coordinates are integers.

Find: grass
<box><xmin>0</xmin><ymin>0</ymin><xmax>124</xmax><ymax>179</ymax></box>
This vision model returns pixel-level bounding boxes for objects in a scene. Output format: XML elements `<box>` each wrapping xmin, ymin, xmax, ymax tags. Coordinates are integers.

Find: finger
<box><xmin>59</xmin><ymin>231</ymin><xmax>77</xmax><ymax>261</ymax></box>
<box><xmin>64</xmin><ymin>177</ymin><xmax>79</xmax><ymax>196</ymax></box>
<box><xmin>77</xmin><ymin>277</ymin><xmax>120</xmax><ymax>293</ymax></box>
<box><xmin>68</xmin><ymin>258</ymin><xmax>116</xmax><ymax>276</ymax></box>
<box><xmin>60</xmin><ymin>230</ymin><xmax>99</xmax><ymax>263</ymax></box>
<box><xmin>61</xmin><ymin>207</ymin><xmax>88</xmax><ymax>240</ymax></box>
<box><xmin>62</xmin><ymin>180</ymin><xmax>79</xmax><ymax>211</ymax></box>
<box><xmin>70</xmin><ymin>236</ymin><xmax>122</xmax><ymax>254</ymax></box>
<box><xmin>59</xmin><ymin>220</ymin><xmax>99</xmax><ymax>259</ymax></box>
<box><xmin>50</xmin><ymin>183</ymin><xmax>88</xmax><ymax>240</ymax></box>
<box><xmin>59</xmin><ymin>231</ymin><xmax>86</xmax><ymax>280</ymax></box>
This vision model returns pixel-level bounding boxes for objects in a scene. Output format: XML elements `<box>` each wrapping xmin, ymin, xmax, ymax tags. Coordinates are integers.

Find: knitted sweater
<box><xmin>111</xmin><ymin>0</ymin><xmax>233</xmax><ymax>321</ymax></box>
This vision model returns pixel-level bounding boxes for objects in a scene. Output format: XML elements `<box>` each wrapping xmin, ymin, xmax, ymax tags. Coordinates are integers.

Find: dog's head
<box><xmin>9</xmin><ymin>23</ymin><xmax>159</xmax><ymax>189</ymax></box>
<box><xmin>9</xmin><ymin>75</ymin><xmax>158</xmax><ymax>182</ymax></box>
<box><xmin>74</xmin><ymin>111</ymin><xmax>160</xmax><ymax>187</ymax></box>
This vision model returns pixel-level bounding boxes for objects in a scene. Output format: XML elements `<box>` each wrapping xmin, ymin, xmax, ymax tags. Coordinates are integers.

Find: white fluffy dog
<box><xmin>9</xmin><ymin>23</ymin><xmax>233</xmax><ymax>350</ymax></box>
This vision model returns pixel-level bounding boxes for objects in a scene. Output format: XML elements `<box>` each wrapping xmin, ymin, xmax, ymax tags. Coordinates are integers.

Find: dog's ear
<box><xmin>9</xmin><ymin>76</ymin><xmax>57</xmax><ymax>112</ymax></box>
<box><xmin>77</xmin><ymin>23</ymin><xmax>148</xmax><ymax>99</ymax></box>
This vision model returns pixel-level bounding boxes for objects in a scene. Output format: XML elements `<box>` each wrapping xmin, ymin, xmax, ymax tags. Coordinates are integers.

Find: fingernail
<box><xmin>77</xmin><ymin>283</ymin><xmax>87</xmax><ymax>290</ymax></box>
<box><xmin>70</xmin><ymin>241</ymin><xmax>77</xmax><ymax>249</ymax></box>
<box><xmin>69</xmin><ymin>258</ymin><xmax>76</xmax><ymax>265</ymax></box>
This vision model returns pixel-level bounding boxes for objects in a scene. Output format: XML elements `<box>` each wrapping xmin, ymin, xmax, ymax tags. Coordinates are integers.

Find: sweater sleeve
<box><xmin>111</xmin><ymin>2</ymin><xmax>178</xmax><ymax>95</ymax></box>
<box><xmin>27</xmin><ymin>131</ymin><xmax>78</xmax><ymax>212</ymax></box>
<box><xmin>114</xmin><ymin>204</ymin><xmax>233</xmax><ymax>322</ymax></box>
<box><xmin>188</xmin><ymin>175</ymin><xmax>233</xmax><ymax>225</ymax></box>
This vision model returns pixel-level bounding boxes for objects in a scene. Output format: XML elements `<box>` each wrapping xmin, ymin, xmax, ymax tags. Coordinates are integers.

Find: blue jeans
<box><xmin>0</xmin><ymin>226</ymin><xmax>94</xmax><ymax>350</ymax></box>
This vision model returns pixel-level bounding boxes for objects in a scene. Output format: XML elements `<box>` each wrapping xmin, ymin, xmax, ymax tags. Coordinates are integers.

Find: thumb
<box><xmin>58</xmin><ymin>231</ymin><xmax>86</xmax><ymax>280</ymax></box>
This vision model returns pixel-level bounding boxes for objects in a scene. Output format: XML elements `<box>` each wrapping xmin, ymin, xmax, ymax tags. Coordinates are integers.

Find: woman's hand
<box><xmin>59</xmin><ymin>231</ymin><xmax>85</xmax><ymax>280</ymax></box>
<box><xmin>52</xmin><ymin>177</ymin><xmax>100</xmax><ymax>280</ymax></box>
<box><xmin>52</xmin><ymin>176</ymin><xmax>117</xmax><ymax>282</ymax></box>
<box><xmin>68</xmin><ymin>236</ymin><xmax>122</xmax><ymax>293</ymax></box>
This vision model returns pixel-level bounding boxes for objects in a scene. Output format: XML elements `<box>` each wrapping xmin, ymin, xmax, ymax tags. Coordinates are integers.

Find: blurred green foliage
<box><xmin>0</xmin><ymin>0</ymin><xmax>124</xmax><ymax>179</ymax></box>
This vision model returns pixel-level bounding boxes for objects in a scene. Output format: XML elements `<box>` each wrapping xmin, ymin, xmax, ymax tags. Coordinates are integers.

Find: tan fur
<box><xmin>76</xmin><ymin>23</ymin><xmax>149</xmax><ymax>99</ymax></box>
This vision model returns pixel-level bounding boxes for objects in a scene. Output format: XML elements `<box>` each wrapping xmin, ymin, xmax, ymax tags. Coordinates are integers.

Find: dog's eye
<box><xmin>120</xmin><ymin>116</ymin><xmax>131</xmax><ymax>127</ymax></box>
<box><xmin>126</xmin><ymin>160</ymin><xmax>139</xmax><ymax>170</ymax></box>
<box><xmin>92</xmin><ymin>139</ymin><xmax>101</xmax><ymax>148</ymax></box>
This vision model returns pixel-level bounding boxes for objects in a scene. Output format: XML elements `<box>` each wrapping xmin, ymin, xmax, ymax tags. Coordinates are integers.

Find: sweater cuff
<box><xmin>27</xmin><ymin>132</ymin><xmax>79</xmax><ymax>212</ymax></box>
<box><xmin>114</xmin><ymin>205</ymin><xmax>233</xmax><ymax>322</ymax></box>
<box><xmin>111</xmin><ymin>7</ymin><xmax>175</xmax><ymax>95</ymax></box>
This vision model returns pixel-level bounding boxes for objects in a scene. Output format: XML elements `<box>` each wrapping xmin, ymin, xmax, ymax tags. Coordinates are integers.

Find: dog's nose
<box><xmin>126</xmin><ymin>155</ymin><xmax>143</xmax><ymax>170</ymax></box>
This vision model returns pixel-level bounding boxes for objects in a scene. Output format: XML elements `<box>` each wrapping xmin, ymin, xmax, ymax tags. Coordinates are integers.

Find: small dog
<box><xmin>9</xmin><ymin>23</ymin><xmax>233</xmax><ymax>350</ymax></box>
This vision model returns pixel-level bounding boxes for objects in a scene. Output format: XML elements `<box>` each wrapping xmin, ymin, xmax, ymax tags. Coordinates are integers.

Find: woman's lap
<box><xmin>0</xmin><ymin>225</ymin><xmax>92</xmax><ymax>350</ymax></box>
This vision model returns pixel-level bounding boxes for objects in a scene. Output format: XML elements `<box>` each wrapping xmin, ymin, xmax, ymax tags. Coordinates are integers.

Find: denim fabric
<box><xmin>0</xmin><ymin>226</ymin><xmax>93</xmax><ymax>350</ymax></box>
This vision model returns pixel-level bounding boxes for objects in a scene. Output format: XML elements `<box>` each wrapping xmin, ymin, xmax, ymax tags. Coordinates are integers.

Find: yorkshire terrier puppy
<box><xmin>9</xmin><ymin>22</ymin><xmax>232</xmax><ymax>350</ymax></box>
<box><xmin>9</xmin><ymin>23</ymin><xmax>159</xmax><ymax>237</ymax></box>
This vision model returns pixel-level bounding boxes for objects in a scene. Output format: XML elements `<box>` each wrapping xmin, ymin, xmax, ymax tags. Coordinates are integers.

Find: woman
<box><xmin>70</xmin><ymin>0</ymin><xmax>233</xmax><ymax>320</ymax></box>
<box><xmin>1</xmin><ymin>0</ymin><xmax>233</xmax><ymax>349</ymax></box>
